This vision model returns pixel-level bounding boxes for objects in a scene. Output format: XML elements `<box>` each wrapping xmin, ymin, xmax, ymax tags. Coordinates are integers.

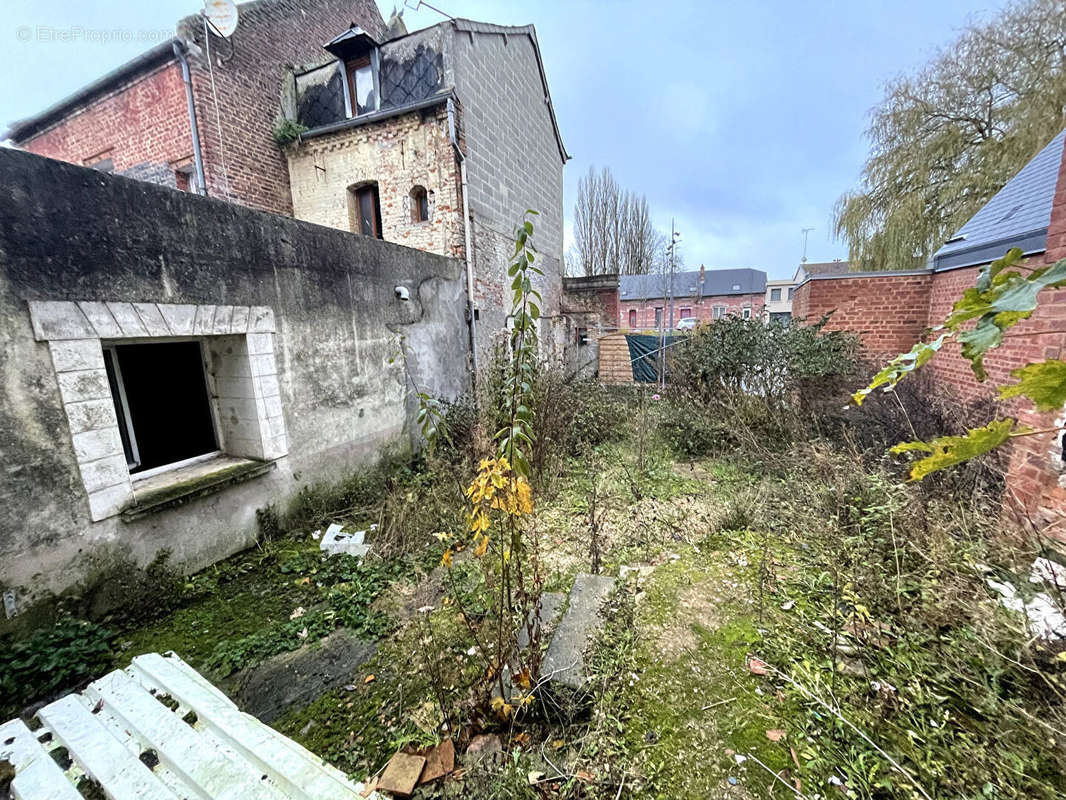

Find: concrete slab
<box><xmin>542</xmin><ymin>574</ymin><xmax>616</xmax><ymax>691</ymax></box>
<box><xmin>230</xmin><ymin>628</ymin><xmax>377</xmax><ymax>722</ymax></box>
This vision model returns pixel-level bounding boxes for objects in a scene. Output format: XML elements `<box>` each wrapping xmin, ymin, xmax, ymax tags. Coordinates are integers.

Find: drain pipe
<box><xmin>448</xmin><ymin>96</ymin><xmax>478</xmax><ymax>373</ymax></box>
<box><xmin>173</xmin><ymin>40</ymin><xmax>207</xmax><ymax>195</ymax></box>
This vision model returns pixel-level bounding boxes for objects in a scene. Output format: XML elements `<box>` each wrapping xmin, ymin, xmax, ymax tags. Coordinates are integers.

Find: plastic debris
<box><xmin>317</xmin><ymin>523</ymin><xmax>371</xmax><ymax>559</ymax></box>
<box><xmin>988</xmin><ymin>576</ymin><xmax>1066</xmax><ymax>640</ymax></box>
<box><xmin>1030</xmin><ymin>557</ymin><xmax>1066</xmax><ymax>590</ymax></box>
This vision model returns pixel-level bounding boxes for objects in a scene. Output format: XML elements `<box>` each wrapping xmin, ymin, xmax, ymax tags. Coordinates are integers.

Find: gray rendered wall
<box><xmin>0</xmin><ymin>148</ymin><xmax>468</xmax><ymax>613</ymax></box>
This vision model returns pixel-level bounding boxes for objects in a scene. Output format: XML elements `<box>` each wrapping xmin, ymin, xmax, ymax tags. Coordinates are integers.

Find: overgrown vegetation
<box><xmin>3</xmin><ymin>279</ymin><xmax>1063</xmax><ymax>799</ymax></box>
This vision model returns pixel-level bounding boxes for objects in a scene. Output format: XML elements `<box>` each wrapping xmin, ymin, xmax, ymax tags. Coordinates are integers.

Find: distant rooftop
<box><xmin>933</xmin><ymin>128</ymin><xmax>1066</xmax><ymax>270</ymax></box>
<box><xmin>619</xmin><ymin>268</ymin><xmax>766</xmax><ymax>301</ymax></box>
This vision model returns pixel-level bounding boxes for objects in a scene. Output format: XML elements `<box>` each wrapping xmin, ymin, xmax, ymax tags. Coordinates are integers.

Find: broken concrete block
<box><xmin>542</xmin><ymin>573</ymin><xmax>617</xmax><ymax>691</ymax></box>
<box><xmin>229</xmin><ymin>628</ymin><xmax>376</xmax><ymax>722</ymax></box>
<box><xmin>319</xmin><ymin>523</ymin><xmax>370</xmax><ymax>558</ymax></box>
<box><xmin>378</xmin><ymin>752</ymin><xmax>425</xmax><ymax>797</ymax></box>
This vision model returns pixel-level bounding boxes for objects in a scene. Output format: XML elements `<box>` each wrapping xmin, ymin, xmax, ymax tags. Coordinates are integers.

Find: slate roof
<box><xmin>933</xmin><ymin>128</ymin><xmax>1066</xmax><ymax>270</ymax></box>
<box><xmin>619</xmin><ymin>268</ymin><xmax>766</xmax><ymax>302</ymax></box>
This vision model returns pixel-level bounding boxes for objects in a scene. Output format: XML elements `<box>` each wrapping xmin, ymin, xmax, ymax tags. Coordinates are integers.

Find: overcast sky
<box><xmin>1</xmin><ymin>0</ymin><xmax>1004</xmax><ymax>278</ymax></box>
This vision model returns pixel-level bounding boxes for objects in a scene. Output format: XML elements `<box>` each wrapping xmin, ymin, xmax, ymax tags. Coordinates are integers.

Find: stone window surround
<box><xmin>27</xmin><ymin>301</ymin><xmax>289</xmax><ymax>522</ymax></box>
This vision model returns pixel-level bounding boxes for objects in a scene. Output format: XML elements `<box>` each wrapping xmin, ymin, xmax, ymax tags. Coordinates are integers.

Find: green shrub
<box><xmin>670</xmin><ymin>316</ymin><xmax>859</xmax><ymax>404</ymax></box>
<box><xmin>0</xmin><ymin>617</ymin><xmax>113</xmax><ymax>717</ymax></box>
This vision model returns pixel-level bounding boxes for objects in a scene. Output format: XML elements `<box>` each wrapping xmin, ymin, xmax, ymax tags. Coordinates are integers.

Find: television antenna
<box><xmin>800</xmin><ymin>227</ymin><xmax>814</xmax><ymax>263</ymax></box>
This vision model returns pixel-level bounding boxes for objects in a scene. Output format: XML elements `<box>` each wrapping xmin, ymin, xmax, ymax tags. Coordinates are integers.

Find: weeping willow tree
<box><xmin>835</xmin><ymin>0</ymin><xmax>1066</xmax><ymax>271</ymax></box>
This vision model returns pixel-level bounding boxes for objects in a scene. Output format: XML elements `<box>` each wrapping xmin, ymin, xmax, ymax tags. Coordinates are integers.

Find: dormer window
<box><xmin>323</xmin><ymin>25</ymin><xmax>380</xmax><ymax>119</ymax></box>
<box><xmin>347</xmin><ymin>57</ymin><xmax>376</xmax><ymax>116</ymax></box>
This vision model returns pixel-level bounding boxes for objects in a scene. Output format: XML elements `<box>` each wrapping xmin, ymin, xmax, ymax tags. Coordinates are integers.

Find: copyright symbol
<box><xmin>16</xmin><ymin>26</ymin><xmax>31</xmax><ymax>42</ymax></box>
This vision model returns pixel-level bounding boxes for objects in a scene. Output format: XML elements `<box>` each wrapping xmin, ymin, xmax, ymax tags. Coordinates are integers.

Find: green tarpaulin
<box><xmin>624</xmin><ymin>334</ymin><xmax>680</xmax><ymax>383</ymax></box>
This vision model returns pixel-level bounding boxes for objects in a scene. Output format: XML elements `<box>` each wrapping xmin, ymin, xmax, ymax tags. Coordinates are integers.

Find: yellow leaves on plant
<box><xmin>441</xmin><ymin>549</ymin><xmax>453</xmax><ymax>568</ymax></box>
<box><xmin>890</xmin><ymin>419</ymin><xmax>1015</xmax><ymax>480</ymax></box>
<box><xmin>513</xmin><ymin>668</ymin><xmax>532</xmax><ymax>689</ymax></box>
<box><xmin>473</xmin><ymin>534</ymin><xmax>489</xmax><ymax>558</ymax></box>
<box><xmin>468</xmin><ymin>510</ymin><xmax>490</xmax><ymax>534</ymax></box>
<box><xmin>490</xmin><ymin>695</ymin><xmax>515</xmax><ymax>719</ymax></box>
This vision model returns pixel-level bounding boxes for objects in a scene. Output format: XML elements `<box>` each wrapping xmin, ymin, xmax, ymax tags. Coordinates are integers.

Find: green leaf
<box><xmin>999</xmin><ymin>359</ymin><xmax>1066</xmax><ymax>411</ymax></box>
<box><xmin>890</xmin><ymin>419</ymin><xmax>1014</xmax><ymax>480</ymax></box>
<box><xmin>852</xmin><ymin>333</ymin><xmax>948</xmax><ymax>405</ymax></box>
<box><xmin>945</xmin><ymin>254</ymin><xmax>1066</xmax><ymax>378</ymax></box>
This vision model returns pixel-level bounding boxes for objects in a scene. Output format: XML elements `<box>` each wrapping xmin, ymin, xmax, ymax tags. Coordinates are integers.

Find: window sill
<box><xmin>122</xmin><ymin>456</ymin><xmax>276</xmax><ymax>522</ymax></box>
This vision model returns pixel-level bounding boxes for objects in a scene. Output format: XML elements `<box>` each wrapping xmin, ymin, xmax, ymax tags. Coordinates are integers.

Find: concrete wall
<box><xmin>0</xmin><ymin>148</ymin><xmax>468</xmax><ymax>612</ymax></box>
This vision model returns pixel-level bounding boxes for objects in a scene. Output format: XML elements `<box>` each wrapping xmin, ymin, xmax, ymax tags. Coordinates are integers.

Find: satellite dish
<box><xmin>203</xmin><ymin>0</ymin><xmax>239</xmax><ymax>37</ymax></box>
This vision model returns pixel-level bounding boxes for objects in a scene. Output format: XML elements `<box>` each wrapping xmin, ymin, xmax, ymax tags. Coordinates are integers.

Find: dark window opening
<box><xmin>474</xmin><ymin>308</ymin><xmax>480</xmax><ymax>321</ymax></box>
<box><xmin>410</xmin><ymin>185</ymin><xmax>429</xmax><ymax>223</ymax></box>
<box><xmin>628</xmin><ymin>309</ymin><xmax>637</xmax><ymax>328</ymax></box>
<box><xmin>346</xmin><ymin>57</ymin><xmax>376</xmax><ymax>116</ymax></box>
<box><xmin>175</xmin><ymin>165</ymin><xmax>200</xmax><ymax>194</ymax></box>
<box><xmin>577</xmin><ymin>327</ymin><xmax>589</xmax><ymax>346</ymax></box>
<box><xmin>348</xmin><ymin>183</ymin><xmax>383</xmax><ymax>238</ymax></box>
<box><xmin>103</xmin><ymin>341</ymin><xmax>217</xmax><ymax>473</ymax></box>
<box><xmin>787</xmin><ymin>287</ymin><xmax>795</xmax><ymax>300</ymax></box>
<box><xmin>654</xmin><ymin>307</ymin><xmax>663</xmax><ymax>328</ymax></box>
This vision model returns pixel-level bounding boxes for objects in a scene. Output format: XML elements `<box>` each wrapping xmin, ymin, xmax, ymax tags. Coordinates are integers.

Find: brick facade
<box><xmin>286</xmin><ymin>107</ymin><xmax>465</xmax><ymax>258</ymax></box>
<box><xmin>794</xmin><ymin>141</ymin><xmax>1066</xmax><ymax>533</ymax></box>
<box><xmin>790</xmin><ymin>272</ymin><xmax>932</xmax><ymax>357</ymax></box>
<box><xmin>14</xmin><ymin>0</ymin><xmax>386</xmax><ymax>215</ymax></box>
<box><xmin>19</xmin><ymin>62</ymin><xmax>193</xmax><ymax>189</ymax></box>
<box><xmin>561</xmin><ymin>274</ymin><xmax>620</xmax><ymax>377</ymax></box>
<box><xmin>619</xmin><ymin>292</ymin><xmax>765</xmax><ymax>331</ymax></box>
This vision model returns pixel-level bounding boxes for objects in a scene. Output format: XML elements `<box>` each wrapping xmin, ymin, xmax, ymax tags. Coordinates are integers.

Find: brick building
<box><xmin>6</xmin><ymin>4</ymin><xmax>571</xmax><ymax>365</ymax></box>
<box><xmin>618</xmin><ymin>267</ymin><xmax>766</xmax><ymax>330</ymax></box>
<box><xmin>282</xmin><ymin>17</ymin><xmax>569</xmax><ymax>358</ymax></box>
<box><xmin>793</xmin><ymin>128</ymin><xmax>1066</xmax><ymax>533</ymax></box>
<box><xmin>6</xmin><ymin>0</ymin><xmax>387</xmax><ymax>215</ymax></box>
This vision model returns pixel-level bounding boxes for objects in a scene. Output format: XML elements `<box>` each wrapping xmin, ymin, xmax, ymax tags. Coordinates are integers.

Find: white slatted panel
<box><xmin>128</xmin><ymin>654</ymin><xmax>364</xmax><ymax>800</ymax></box>
<box><xmin>1</xmin><ymin>652</ymin><xmax>376</xmax><ymax>800</ymax></box>
<box><xmin>0</xmin><ymin>718</ymin><xmax>83</xmax><ymax>800</ymax></box>
<box><xmin>37</xmin><ymin>695</ymin><xmax>179</xmax><ymax>800</ymax></box>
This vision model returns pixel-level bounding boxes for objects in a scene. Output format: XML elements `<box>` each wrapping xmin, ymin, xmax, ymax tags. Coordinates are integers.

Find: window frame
<box><xmin>102</xmin><ymin>339</ymin><xmax>221</xmax><ymax>478</ymax></box>
<box><xmin>348</xmin><ymin>183</ymin><xmax>383</xmax><ymax>238</ymax></box>
<box><xmin>410</xmin><ymin>185</ymin><xmax>430</xmax><ymax>224</ymax></box>
<box><xmin>628</xmin><ymin>309</ymin><xmax>637</xmax><ymax>328</ymax></box>
<box><xmin>770</xmin><ymin>288</ymin><xmax>782</xmax><ymax>302</ymax></box>
<box><xmin>345</xmin><ymin>56</ymin><xmax>376</xmax><ymax>117</ymax></box>
<box><xmin>712</xmin><ymin>305</ymin><xmax>726</xmax><ymax>319</ymax></box>
<box><xmin>28</xmin><ymin>300</ymin><xmax>288</xmax><ymax>522</ymax></box>
<box><xmin>679</xmin><ymin>307</ymin><xmax>692</xmax><ymax>319</ymax></box>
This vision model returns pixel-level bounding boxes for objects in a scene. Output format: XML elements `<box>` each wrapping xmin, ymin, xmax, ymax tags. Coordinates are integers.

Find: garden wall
<box><xmin>0</xmin><ymin>148</ymin><xmax>469</xmax><ymax>619</ymax></box>
<box><xmin>793</xmin><ymin>261</ymin><xmax>1066</xmax><ymax>535</ymax></box>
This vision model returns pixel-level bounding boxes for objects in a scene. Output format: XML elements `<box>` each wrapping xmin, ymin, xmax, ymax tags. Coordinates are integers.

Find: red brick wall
<box><xmin>19</xmin><ymin>0</ymin><xmax>385</xmax><ymax>215</ymax></box>
<box><xmin>797</xmin><ymin>196</ymin><xmax>1066</xmax><ymax>533</ymax></box>
<box><xmin>182</xmin><ymin>0</ymin><xmax>385</xmax><ymax>216</ymax></box>
<box><xmin>619</xmin><ymin>293</ymin><xmax>765</xmax><ymax>330</ymax></box>
<box><xmin>792</xmin><ymin>273</ymin><xmax>932</xmax><ymax>357</ymax></box>
<box><xmin>20</xmin><ymin>63</ymin><xmax>193</xmax><ymax>186</ymax></box>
